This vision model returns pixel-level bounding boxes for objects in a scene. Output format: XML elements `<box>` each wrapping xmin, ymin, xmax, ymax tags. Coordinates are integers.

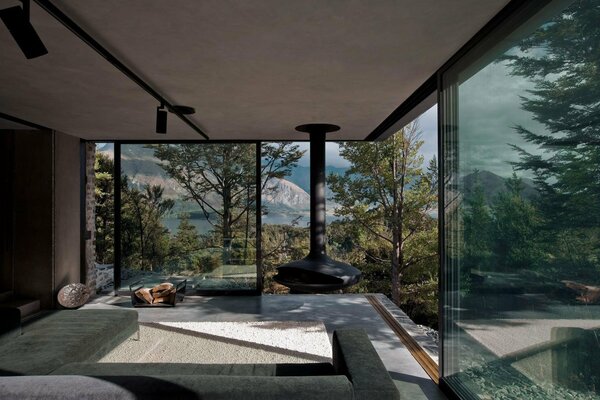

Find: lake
<box><xmin>163</xmin><ymin>211</ymin><xmax>342</xmax><ymax>235</ymax></box>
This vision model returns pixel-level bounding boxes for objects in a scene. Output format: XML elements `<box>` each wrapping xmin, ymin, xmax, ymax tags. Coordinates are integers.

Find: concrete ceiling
<box><xmin>0</xmin><ymin>0</ymin><xmax>510</xmax><ymax>141</ymax></box>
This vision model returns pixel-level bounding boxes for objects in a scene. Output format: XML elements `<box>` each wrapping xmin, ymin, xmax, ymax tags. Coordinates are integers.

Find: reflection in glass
<box><xmin>442</xmin><ymin>1</ymin><xmax>600</xmax><ymax>398</ymax></box>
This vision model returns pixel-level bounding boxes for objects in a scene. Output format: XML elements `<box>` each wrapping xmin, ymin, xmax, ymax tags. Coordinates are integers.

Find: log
<box><xmin>134</xmin><ymin>288</ymin><xmax>153</xmax><ymax>304</ymax></box>
<box><xmin>562</xmin><ymin>280</ymin><xmax>600</xmax><ymax>304</ymax></box>
<box><xmin>153</xmin><ymin>291</ymin><xmax>176</xmax><ymax>304</ymax></box>
<box><xmin>151</xmin><ymin>283</ymin><xmax>175</xmax><ymax>299</ymax></box>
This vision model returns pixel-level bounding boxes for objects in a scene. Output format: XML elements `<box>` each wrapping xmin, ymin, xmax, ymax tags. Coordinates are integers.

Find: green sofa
<box><xmin>0</xmin><ymin>310</ymin><xmax>399</xmax><ymax>400</ymax></box>
<box><xmin>0</xmin><ymin>309</ymin><xmax>138</xmax><ymax>376</ymax></box>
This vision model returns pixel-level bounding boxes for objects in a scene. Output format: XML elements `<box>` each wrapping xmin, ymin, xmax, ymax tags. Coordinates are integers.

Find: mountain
<box><xmin>263</xmin><ymin>178</ymin><xmax>310</xmax><ymax>210</ymax></box>
<box><xmin>288</xmin><ymin>165</ymin><xmax>348</xmax><ymax>193</ymax></box>
<box><xmin>462</xmin><ymin>170</ymin><xmax>538</xmax><ymax>204</ymax></box>
<box><xmin>95</xmin><ymin>142</ymin><xmax>114</xmax><ymax>158</ymax></box>
<box><xmin>96</xmin><ymin>144</ymin><xmax>314</xmax><ymax>211</ymax></box>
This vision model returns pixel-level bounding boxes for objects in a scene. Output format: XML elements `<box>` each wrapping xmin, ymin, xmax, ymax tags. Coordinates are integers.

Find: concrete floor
<box><xmin>84</xmin><ymin>293</ymin><xmax>446</xmax><ymax>400</ymax></box>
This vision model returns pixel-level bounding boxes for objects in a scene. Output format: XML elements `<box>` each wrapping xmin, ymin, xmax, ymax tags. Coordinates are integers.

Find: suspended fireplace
<box><xmin>274</xmin><ymin>123</ymin><xmax>361</xmax><ymax>293</ymax></box>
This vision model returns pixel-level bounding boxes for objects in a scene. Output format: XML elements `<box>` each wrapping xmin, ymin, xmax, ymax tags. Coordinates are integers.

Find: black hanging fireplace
<box><xmin>274</xmin><ymin>123</ymin><xmax>361</xmax><ymax>293</ymax></box>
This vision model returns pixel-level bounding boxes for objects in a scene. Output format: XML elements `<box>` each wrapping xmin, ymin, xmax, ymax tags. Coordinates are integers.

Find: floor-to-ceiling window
<box><xmin>441</xmin><ymin>1</ymin><xmax>600</xmax><ymax>398</ymax></box>
<box><xmin>94</xmin><ymin>143</ymin><xmax>116</xmax><ymax>292</ymax></box>
<box><xmin>116</xmin><ymin>143</ymin><xmax>259</xmax><ymax>293</ymax></box>
<box><xmin>327</xmin><ymin>106</ymin><xmax>439</xmax><ymax>330</ymax></box>
<box><xmin>260</xmin><ymin>142</ymin><xmax>310</xmax><ymax>293</ymax></box>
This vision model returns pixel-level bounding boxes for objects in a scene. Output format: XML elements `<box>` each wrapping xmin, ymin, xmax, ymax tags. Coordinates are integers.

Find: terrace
<box><xmin>1</xmin><ymin>1</ymin><xmax>599</xmax><ymax>399</ymax></box>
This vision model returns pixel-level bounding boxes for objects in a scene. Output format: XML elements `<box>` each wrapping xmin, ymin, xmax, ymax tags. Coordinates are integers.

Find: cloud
<box><xmin>295</xmin><ymin>142</ymin><xmax>351</xmax><ymax>168</ymax></box>
<box><xmin>288</xmin><ymin>59</ymin><xmax>547</xmax><ymax>178</ymax></box>
<box><xmin>456</xmin><ymin>60</ymin><xmax>544</xmax><ymax>178</ymax></box>
<box><xmin>416</xmin><ymin>104</ymin><xmax>437</xmax><ymax>164</ymax></box>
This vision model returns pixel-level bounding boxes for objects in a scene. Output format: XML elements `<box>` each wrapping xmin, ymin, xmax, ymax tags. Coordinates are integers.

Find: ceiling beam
<box><xmin>0</xmin><ymin>111</ymin><xmax>50</xmax><ymax>130</ymax></box>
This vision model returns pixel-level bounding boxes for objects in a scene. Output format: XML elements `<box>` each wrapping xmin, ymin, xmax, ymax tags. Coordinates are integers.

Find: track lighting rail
<box><xmin>33</xmin><ymin>0</ymin><xmax>209</xmax><ymax>140</ymax></box>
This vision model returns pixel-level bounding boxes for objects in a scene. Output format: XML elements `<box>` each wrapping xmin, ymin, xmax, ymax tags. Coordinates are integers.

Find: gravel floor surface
<box><xmin>99</xmin><ymin>321</ymin><xmax>331</xmax><ymax>364</ymax></box>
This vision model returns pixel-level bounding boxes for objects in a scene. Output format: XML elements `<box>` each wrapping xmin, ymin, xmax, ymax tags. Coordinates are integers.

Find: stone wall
<box><xmin>95</xmin><ymin>263</ymin><xmax>113</xmax><ymax>291</ymax></box>
<box><xmin>84</xmin><ymin>143</ymin><xmax>97</xmax><ymax>292</ymax></box>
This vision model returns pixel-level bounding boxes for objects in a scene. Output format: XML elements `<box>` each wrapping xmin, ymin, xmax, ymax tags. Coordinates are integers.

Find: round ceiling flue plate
<box><xmin>295</xmin><ymin>123</ymin><xmax>340</xmax><ymax>134</ymax></box>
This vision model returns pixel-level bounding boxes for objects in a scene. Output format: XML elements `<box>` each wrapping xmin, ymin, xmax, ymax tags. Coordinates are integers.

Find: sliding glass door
<box><xmin>441</xmin><ymin>0</ymin><xmax>600</xmax><ymax>398</ymax></box>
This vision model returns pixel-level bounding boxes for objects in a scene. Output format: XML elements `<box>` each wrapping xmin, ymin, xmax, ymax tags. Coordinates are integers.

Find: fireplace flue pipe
<box><xmin>308</xmin><ymin>126</ymin><xmax>327</xmax><ymax>257</ymax></box>
<box><xmin>274</xmin><ymin>124</ymin><xmax>361</xmax><ymax>293</ymax></box>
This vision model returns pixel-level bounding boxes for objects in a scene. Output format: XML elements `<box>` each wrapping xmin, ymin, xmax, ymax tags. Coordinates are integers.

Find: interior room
<box><xmin>1</xmin><ymin>1</ymin><xmax>598</xmax><ymax>399</ymax></box>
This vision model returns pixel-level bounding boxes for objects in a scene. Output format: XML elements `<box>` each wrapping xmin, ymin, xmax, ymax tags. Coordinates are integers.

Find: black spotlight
<box><xmin>0</xmin><ymin>1</ymin><xmax>48</xmax><ymax>59</ymax></box>
<box><xmin>156</xmin><ymin>104</ymin><xmax>167</xmax><ymax>134</ymax></box>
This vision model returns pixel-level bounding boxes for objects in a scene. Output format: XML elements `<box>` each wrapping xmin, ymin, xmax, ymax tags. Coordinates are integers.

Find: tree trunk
<box><xmin>391</xmin><ymin>229</ymin><xmax>401</xmax><ymax>305</ymax></box>
<box><xmin>136</xmin><ymin>202</ymin><xmax>146</xmax><ymax>271</ymax></box>
<box><xmin>243</xmin><ymin>184</ymin><xmax>251</xmax><ymax>263</ymax></box>
<box><xmin>222</xmin><ymin>185</ymin><xmax>232</xmax><ymax>265</ymax></box>
<box><xmin>390</xmin><ymin>137</ymin><xmax>404</xmax><ymax>306</ymax></box>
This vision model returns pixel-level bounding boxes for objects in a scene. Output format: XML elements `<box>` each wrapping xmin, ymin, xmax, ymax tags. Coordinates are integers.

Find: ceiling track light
<box><xmin>0</xmin><ymin>0</ymin><xmax>48</xmax><ymax>59</ymax></box>
<box><xmin>32</xmin><ymin>0</ymin><xmax>209</xmax><ymax>139</ymax></box>
<box><xmin>156</xmin><ymin>103</ymin><xmax>167</xmax><ymax>134</ymax></box>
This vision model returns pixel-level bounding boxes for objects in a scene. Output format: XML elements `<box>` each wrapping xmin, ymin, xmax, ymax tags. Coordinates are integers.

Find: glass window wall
<box><xmin>118</xmin><ymin>143</ymin><xmax>258</xmax><ymax>293</ymax></box>
<box><xmin>441</xmin><ymin>1</ymin><xmax>600</xmax><ymax>398</ymax></box>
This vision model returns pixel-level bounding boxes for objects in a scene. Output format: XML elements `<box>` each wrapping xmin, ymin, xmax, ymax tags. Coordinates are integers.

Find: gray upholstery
<box><xmin>0</xmin><ymin>307</ymin><xmax>21</xmax><ymax>348</ymax></box>
<box><xmin>0</xmin><ymin>375</ymin><xmax>354</xmax><ymax>400</ymax></box>
<box><xmin>333</xmin><ymin>329</ymin><xmax>400</xmax><ymax>400</ymax></box>
<box><xmin>52</xmin><ymin>362</ymin><xmax>336</xmax><ymax>377</ymax></box>
<box><xmin>0</xmin><ymin>309</ymin><xmax>138</xmax><ymax>376</ymax></box>
<box><xmin>0</xmin><ymin>317</ymin><xmax>399</xmax><ymax>400</ymax></box>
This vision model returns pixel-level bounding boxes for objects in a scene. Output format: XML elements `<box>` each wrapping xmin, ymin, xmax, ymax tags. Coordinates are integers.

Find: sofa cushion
<box><xmin>52</xmin><ymin>361</ymin><xmax>336</xmax><ymax>377</ymax></box>
<box><xmin>333</xmin><ymin>329</ymin><xmax>400</xmax><ymax>400</ymax></box>
<box><xmin>0</xmin><ymin>309</ymin><xmax>138</xmax><ymax>376</ymax></box>
<box><xmin>0</xmin><ymin>374</ymin><xmax>354</xmax><ymax>400</ymax></box>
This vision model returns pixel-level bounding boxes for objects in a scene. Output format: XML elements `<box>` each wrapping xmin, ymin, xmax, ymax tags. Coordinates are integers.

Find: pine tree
<box><xmin>150</xmin><ymin>143</ymin><xmax>303</xmax><ymax>264</ymax></box>
<box><xmin>463</xmin><ymin>170</ymin><xmax>492</xmax><ymax>273</ymax></box>
<box><xmin>121</xmin><ymin>182</ymin><xmax>173</xmax><ymax>271</ymax></box>
<box><xmin>329</xmin><ymin>121</ymin><xmax>437</xmax><ymax>305</ymax></box>
<box><xmin>504</xmin><ymin>1</ymin><xmax>600</xmax><ymax>228</ymax></box>
<box><xmin>168</xmin><ymin>213</ymin><xmax>201</xmax><ymax>271</ymax></box>
<box><xmin>490</xmin><ymin>173</ymin><xmax>544</xmax><ymax>271</ymax></box>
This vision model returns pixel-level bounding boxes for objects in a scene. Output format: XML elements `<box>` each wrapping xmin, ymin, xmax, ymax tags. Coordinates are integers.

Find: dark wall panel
<box><xmin>13</xmin><ymin>130</ymin><xmax>54</xmax><ymax>308</ymax></box>
<box><xmin>0</xmin><ymin>132</ymin><xmax>15</xmax><ymax>293</ymax></box>
<box><xmin>53</xmin><ymin>132</ymin><xmax>81</xmax><ymax>294</ymax></box>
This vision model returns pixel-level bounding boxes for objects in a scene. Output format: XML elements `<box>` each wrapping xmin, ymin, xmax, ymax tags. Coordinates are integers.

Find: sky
<box><xmin>297</xmin><ymin>26</ymin><xmax>553</xmax><ymax>179</ymax></box>
<box><xmin>297</xmin><ymin>51</ymin><xmax>547</xmax><ymax>178</ymax></box>
<box><xmin>296</xmin><ymin>104</ymin><xmax>438</xmax><ymax>168</ymax></box>
<box><xmin>456</xmin><ymin>59</ymin><xmax>543</xmax><ymax>179</ymax></box>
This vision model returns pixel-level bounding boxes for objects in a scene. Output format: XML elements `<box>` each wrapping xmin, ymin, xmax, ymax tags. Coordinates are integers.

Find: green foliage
<box><xmin>328</xmin><ymin>122</ymin><xmax>438</xmax><ymax>319</ymax></box>
<box><xmin>261</xmin><ymin>223</ymin><xmax>310</xmax><ymax>292</ymax></box>
<box><xmin>463</xmin><ymin>171</ymin><xmax>492</xmax><ymax>272</ymax></box>
<box><xmin>120</xmin><ymin>180</ymin><xmax>173</xmax><ymax>271</ymax></box>
<box><xmin>150</xmin><ymin>143</ymin><xmax>256</xmax><ymax>264</ymax></box>
<box><xmin>463</xmin><ymin>171</ymin><xmax>546</xmax><ymax>274</ymax></box>
<box><xmin>94</xmin><ymin>152</ymin><xmax>114</xmax><ymax>264</ymax></box>
<box><xmin>165</xmin><ymin>213</ymin><xmax>201</xmax><ymax>272</ymax></box>
<box><xmin>193</xmin><ymin>252</ymin><xmax>221</xmax><ymax>274</ymax></box>
<box><xmin>499</xmin><ymin>1</ymin><xmax>600</xmax><ymax>284</ymax></box>
<box><xmin>491</xmin><ymin>173</ymin><xmax>545</xmax><ymax>270</ymax></box>
<box><xmin>504</xmin><ymin>1</ymin><xmax>600</xmax><ymax>227</ymax></box>
<box><xmin>150</xmin><ymin>143</ymin><xmax>302</xmax><ymax>267</ymax></box>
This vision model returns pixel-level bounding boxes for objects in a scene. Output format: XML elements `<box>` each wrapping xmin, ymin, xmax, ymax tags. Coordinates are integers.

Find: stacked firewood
<box><xmin>134</xmin><ymin>282</ymin><xmax>176</xmax><ymax>305</ymax></box>
<box><xmin>562</xmin><ymin>280</ymin><xmax>600</xmax><ymax>304</ymax></box>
